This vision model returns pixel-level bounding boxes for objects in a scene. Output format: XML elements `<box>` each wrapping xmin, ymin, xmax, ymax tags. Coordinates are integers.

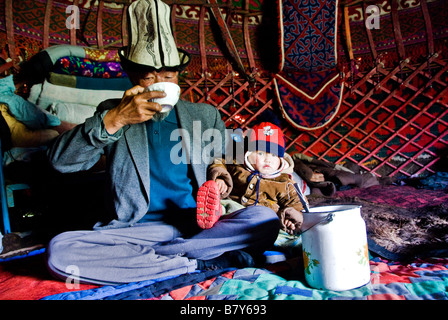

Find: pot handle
<box><xmin>293</xmin><ymin>183</ymin><xmax>310</xmax><ymax>212</ymax></box>
<box><xmin>299</xmin><ymin>213</ymin><xmax>335</xmax><ymax>235</ymax></box>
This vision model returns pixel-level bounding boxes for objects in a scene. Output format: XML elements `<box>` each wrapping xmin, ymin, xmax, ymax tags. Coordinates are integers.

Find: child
<box><xmin>196</xmin><ymin>122</ymin><xmax>305</xmax><ymax>234</ymax></box>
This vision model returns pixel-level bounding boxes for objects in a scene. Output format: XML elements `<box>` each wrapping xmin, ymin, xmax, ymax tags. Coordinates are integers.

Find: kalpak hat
<box><xmin>119</xmin><ymin>0</ymin><xmax>190</xmax><ymax>73</ymax></box>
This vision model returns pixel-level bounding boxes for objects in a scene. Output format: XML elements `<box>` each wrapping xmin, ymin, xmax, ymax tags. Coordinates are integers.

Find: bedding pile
<box><xmin>26</xmin><ymin>46</ymin><xmax>130</xmax><ymax>125</ymax></box>
<box><xmin>0</xmin><ymin>46</ymin><xmax>130</xmax><ymax>166</ymax></box>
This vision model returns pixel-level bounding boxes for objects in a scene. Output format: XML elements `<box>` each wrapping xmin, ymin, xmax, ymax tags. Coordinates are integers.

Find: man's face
<box><xmin>131</xmin><ymin>70</ymin><xmax>179</xmax><ymax>88</ymax></box>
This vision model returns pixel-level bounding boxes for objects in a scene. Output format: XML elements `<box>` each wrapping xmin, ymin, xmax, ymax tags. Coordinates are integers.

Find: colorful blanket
<box><xmin>1</xmin><ymin>184</ymin><xmax>447</xmax><ymax>300</ymax></box>
<box><xmin>53</xmin><ymin>56</ymin><xmax>127</xmax><ymax>79</ymax></box>
<box><xmin>1</xmin><ymin>251</ymin><xmax>447</xmax><ymax>300</ymax></box>
<box><xmin>41</xmin><ymin>257</ymin><xmax>448</xmax><ymax>300</ymax></box>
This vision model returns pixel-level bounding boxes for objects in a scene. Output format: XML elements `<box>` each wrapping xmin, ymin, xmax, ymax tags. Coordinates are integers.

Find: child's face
<box><xmin>248</xmin><ymin>151</ymin><xmax>281</xmax><ymax>175</ymax></box>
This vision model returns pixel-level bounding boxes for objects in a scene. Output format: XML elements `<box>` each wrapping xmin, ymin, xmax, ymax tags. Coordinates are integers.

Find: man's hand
<box><xmin>103</xmin><ymin>85</ymin><xmax>166</xmax><ymax>134</ymax></box>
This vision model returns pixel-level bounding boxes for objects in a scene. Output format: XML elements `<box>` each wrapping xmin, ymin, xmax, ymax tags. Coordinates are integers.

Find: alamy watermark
<box><xmin>65</xmin><ymin>5</ymin><xmax>80</xmax><ymax>30</ymax></box>
<box><xmin>168</xmin><ymin>123</ymin><xmax>279</xmax><ymax>166</ymax></box>
<box><xmin>65</xmin><ymin>4</ymin><xmax>381</xmax><ymax>31</ymax></box>
<box><xmin>65</xmin><ymin>264</ymin><xmax>80</xmax><ymax>289</ymax></box>
<box><xmin>365</xmin><ymin>5</ymin><xmax>380</xmax><ymax>30</ymax></box>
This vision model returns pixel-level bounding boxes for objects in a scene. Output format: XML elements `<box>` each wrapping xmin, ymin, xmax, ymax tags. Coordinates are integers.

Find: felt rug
<box><xmin>0</xmin><ymin>254</ymin><xmax>98</xmax><ymax>300</ymax></box>
<box><xmin>308</xmin><ymin>184</ymin><xmax>448</xmax><ymax>261</ymax></box>
<box><xmin>274</xmin><ymin>0</ymin><xmax>342</xmax><ymax>131</ymax></box>
<box><xmin>277</xmin><ymin>0</ymin><xmax>338</xmax><ymax>72</ymax></box>
<box><xmin>274</xmin><ymin>69</ymin><xmax>343</xmax><ymax>130</ymax></box>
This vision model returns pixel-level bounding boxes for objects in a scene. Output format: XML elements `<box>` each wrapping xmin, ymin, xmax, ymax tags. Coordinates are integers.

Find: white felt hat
<box><xmin>119</xmin><ymin>0</ymin><xmax>190</xmax><ymax>72</ymax></box>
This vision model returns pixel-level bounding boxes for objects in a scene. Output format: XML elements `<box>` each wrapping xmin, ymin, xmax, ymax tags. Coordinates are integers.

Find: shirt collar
<box><xmin>164</xmin><ymin>107</ymin><xmax>178</xmax><ymax>124</ymax></box>
<box><xmin>146</xmin><ymin>107</ymin><xmax>178</xmax><ymax>126</ymax></box>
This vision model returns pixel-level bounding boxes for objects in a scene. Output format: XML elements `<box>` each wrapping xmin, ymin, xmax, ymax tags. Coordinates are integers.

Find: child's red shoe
<box><xmin>196</xmin><ymin>180</ymin><xmax>222</xmax><ymax>229</ymax></box>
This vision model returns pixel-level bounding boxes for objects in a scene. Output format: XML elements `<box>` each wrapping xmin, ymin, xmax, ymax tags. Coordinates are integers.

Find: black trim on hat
<box><xmin>248</xmin><ymin>141</ymin><xmax>285</xmax><ymax>158</ymax></box>
<box><xmin>118</xmin><ymin>47</ymin><xmax>191</xmax><ymax>74</ymax></box>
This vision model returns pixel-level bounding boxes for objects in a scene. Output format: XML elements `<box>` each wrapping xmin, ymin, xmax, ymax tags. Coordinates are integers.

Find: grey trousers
<box><xmin>46</xmin><ymin>206</ymin><xmax>279</xmax><ymax>285</ymax></box>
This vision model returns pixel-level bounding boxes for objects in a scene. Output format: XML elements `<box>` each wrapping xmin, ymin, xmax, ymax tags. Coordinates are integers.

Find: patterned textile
<box><xmin>336</xmin><ymin>185</ymin><xmax>448</xmax><ymax>209</ymax></box>
<box><xmin>53</xmin><ymin>56</ymin><xmax>127</xmax><ymax>78</ymax></box>
<box><xmin>84</xmin><ymin>48</ymin><xmax>121</xmax><ymax>62</ymax></box>
<box><xmin>418</xmin><ymin>172</ymin><xmax>448</xmax><ymax>191</ymax></box>
<box><xmin>280</xmin><ymin>0</ymin><xmax>337</xmax><ymax>73</ymax></box>
<box><xmin>41</xmin><ymin>257</ymin><xmax>448</xmax><ymax>300</ymax></box>
<box><xmin>343</xmin><ymin>0</ymin><xmax>448</xmax><ymax>71</ymax></box>
<box><xmin>274</xmin><ymin>0</ymin><xmax>343</xmax><ymax>131</ymax></box>
<box><xmin>275</xmin><ymin>0</ymin><xmax>344</xmax><ymax>130</ymax></box>
<box><xmin>0</xmin><ymin>0</ymin><xmax>262</xmax><ymax>74</ymax></box>
<box><xmin>216</xmin><ymin>258</ymin><xmax>448</xmax><ymax>300</ymax></box>
<box><xmin>274</xmin><ymin>70</ymin><xmax>342</xmax><ymax>130</ymax></box>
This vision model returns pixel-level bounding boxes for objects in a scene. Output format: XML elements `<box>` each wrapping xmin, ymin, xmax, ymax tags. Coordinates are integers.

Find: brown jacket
<box><xmin>208</xmin><ymin>154</ymin><xmax>304</xmax><ymax>233</ymax></box>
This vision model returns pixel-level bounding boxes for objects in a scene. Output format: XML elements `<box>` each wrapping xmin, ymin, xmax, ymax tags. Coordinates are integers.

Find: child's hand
<box><xmin>215</xmin><ymin>179</ymin><xmax>228</xmax><ymax>194</ymax></box>
<box><xmin>279</xmin><ymin>207</ymin><xmax>303</xmax><ymax>235</ymax></box>
<box><xmin>283</xmin><ymin>219</ymin><xmax>297</xmax><ymax>234</ymax></box>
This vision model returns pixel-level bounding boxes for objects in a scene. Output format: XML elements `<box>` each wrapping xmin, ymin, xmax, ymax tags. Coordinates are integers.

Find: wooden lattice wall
<box><xmin>175</xmin><ymin>0</ymin><xmax>448</xmax><ymax>179</ymax></box>
<box><xmin>287</xmin><ymin>56</ymin><xmax>448</xmax><ymax>178</ymax></box>
<box><xmin>178</xmin><ymin>55</ymin><xmax>448</xmax><ymax>179</ymax></box>
<box><xmin>1</xmin><ymin>0</ymin><xmax>447</xmax><ymax>179</ymax></box>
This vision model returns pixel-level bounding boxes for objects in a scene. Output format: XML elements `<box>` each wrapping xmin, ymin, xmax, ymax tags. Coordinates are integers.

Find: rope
<box><xmin>207</xmin><ymin>0</ymin><xmax>247</xmax><ymax>78</ymax></box>
<box><xmin>247</xmin><ymin>170</ymin><xmax>261</xmax><ymax>205</ymax></box>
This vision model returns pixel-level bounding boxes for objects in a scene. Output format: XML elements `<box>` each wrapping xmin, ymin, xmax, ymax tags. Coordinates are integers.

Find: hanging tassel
<box><xmin>374</xmin><ymin>54</ymin><xmax>384</xmax><ymax>93</ymax></box>
<box><xmin>199</xmin><ymin>5</ymin><xmax>209</xmax><ymax>101</ymax></box>
<box><xmin>204</xmin><ymin>69</ymin><xmax>209</xmax><ymax>101</ymax></box>
<box><xmin>344</xmin><ymin>5</ymin><xmax>358</xmax><ymax>96</ymax></box>
<box><xmin>426</xmin><ymin>54</ymin><xmax>434</xmax><ymax>88</ymax></box>
<box><xmin>231</xmin><ymin>67</ymin><xmax>237</xmax><ymax>110</ymax></box>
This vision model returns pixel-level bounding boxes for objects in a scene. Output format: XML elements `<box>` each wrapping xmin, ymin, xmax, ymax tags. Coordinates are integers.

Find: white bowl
<box><xmin>145</xmin><ymin>82</ymin><xmax>181</xmax><ymax>113</ymax></box>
